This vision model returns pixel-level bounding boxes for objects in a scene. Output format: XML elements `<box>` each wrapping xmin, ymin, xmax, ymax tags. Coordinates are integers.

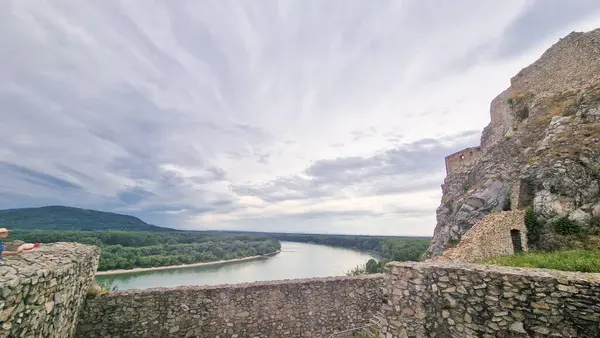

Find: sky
<box><xmin>1</xmin><ymin>1</ymin><xmax>600</xmax><ymax>236</ymax></box>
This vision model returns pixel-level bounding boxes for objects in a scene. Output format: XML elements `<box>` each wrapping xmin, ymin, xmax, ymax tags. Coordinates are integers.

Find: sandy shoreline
<box><xmin>95</xmin><ymin>251</ymin><xmax>281</xmax><ymax>276</ymax></box>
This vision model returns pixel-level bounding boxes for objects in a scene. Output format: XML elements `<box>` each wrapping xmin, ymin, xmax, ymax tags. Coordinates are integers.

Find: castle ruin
<box><xmin>1</xmin><ymin>244</ymin><xmax>599</xmax><ymax>337</ymax></box>
<box><xmin>427</xmin><ymin>28</ymin><xmax>600</xmax><ymax>259</ymax></box>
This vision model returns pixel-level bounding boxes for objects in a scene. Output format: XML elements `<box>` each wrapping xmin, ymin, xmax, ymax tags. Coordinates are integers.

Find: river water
<box><xmin>96</xmin><ymin>241</ymin><xmax>379</xmax><ymax>290</ymax></box>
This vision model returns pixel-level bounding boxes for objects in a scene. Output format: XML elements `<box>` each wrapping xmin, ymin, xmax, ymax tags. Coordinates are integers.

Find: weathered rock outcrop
<box><xmin>426</xmin><ymin>28</ymin><xmax>600</xmax><ymax>258</ymax></box>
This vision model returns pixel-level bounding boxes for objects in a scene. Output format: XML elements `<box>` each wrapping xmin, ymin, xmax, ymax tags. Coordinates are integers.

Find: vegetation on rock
<box><xmin>549</xmin><ymin>216</ymin><xmax>583</xmax><ymax>236</ymax></box>
<box><xmin>524</xmin><ymin>206</ymin><xmax>541</xmax><ymax>246</ymax></box>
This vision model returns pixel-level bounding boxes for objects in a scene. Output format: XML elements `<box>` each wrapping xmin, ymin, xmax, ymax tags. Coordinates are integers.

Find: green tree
<box><xmin>365</xmin><ymin>259</ymin><xmax>379</xmax><ymax>274</ymax></box>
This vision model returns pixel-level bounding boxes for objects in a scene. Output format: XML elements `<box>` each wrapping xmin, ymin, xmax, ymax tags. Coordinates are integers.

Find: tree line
<box><xmin>1</xmin><ymin>206</ymin><xmax>430</xmax><ymax>274</ymax></box>
<box><xmin>264</xmin><ymin>233</ymin><xmax>430</xmax><ymax>275</ymax></box>
<box><xmin>9</xmin><ymin>230</ymin><xmax>281</xmax><ymax>271</ymax></box>
<box><xmin>8</xmin><ymin>229</ymin><xmax>428</xmax><ymax>273</ymax></box>
<box><xmin>267</xmin><ymin>233</ymin><xmax>430</xmax><ymax>262</ymax></box>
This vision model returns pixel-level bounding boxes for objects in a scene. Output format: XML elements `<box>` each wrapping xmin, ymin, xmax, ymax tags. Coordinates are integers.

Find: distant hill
<box><xmin>0</xmin><ymin>206</ymin><xmax>172</xmax><ymax>232</ymax></box>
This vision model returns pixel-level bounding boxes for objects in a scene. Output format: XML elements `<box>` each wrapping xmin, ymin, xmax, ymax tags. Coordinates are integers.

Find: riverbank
<box><xmin>95</xmin><ymin>251</ymin><xmax>281</xmax><ymax>276</ymax></box>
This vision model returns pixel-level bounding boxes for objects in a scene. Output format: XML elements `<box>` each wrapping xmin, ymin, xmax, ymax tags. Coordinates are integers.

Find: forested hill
<box><xmin>0</xmin><ymin>206</ymin><xmax>171</xmax><ymax>232</ymax></box>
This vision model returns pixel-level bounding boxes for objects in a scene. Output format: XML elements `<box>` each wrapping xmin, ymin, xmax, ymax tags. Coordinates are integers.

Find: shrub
<box><xmin>588</xmin><ymin>215</ymin><xmax>600</xmax><ymax>236</ymax></box>
<box><xmin>448</xmin><ymin>238</ymin><xmax>460</xmax><ymax>248</ymax></box>
<box><xmin>354</xmin><ymin>328</ymin><xmax>379</xmax><ymax>338</ymax></box>
<box><xmin>590</xmin><ymin>215</ymin><xmax>600</xmax><ymax>228</ymax></box>
<box><xmin>561</xmin><ymin>101</ymin><xmax>578</xmax><ymax>116</ymax></box>
<box><xmin>503</xmin><ymin>199</ymin><xmax>512</xmax><ymax>211</ymax></box>
<box><xmin>524</xmin><ymin>207</ymin><xmax>541</xmax><ymax>245</ymax></box>
<box><xmin>345</xmin><ymin>264</ymin><xmax>366</xmax><ymax>276</ymax></box>
<box><xmin>535</xmin><ymin>232</ymin><xmax>575</xmax><ymax>252</ymax></box>
<box><xmin>551</xmin><ymin>216</ymin><xmax>583</xmax><ymax>236</ymax></box>
<box><xmin>365</xmin><ymin>259</ymin><xmax>380</xmax><ymax>274</ymax></box>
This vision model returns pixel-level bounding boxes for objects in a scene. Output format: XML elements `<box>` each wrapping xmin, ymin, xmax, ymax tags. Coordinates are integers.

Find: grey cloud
<box><xmin>494</xmin><ymin>0</ymin><xmax>600</xmax><ymax>59</ymax></box>
<box><xmin>117</xmin><ymin>187</ymin><xmax>155</xmax><ymax>205</ymax></box>
<box><xmin>350</xmin><ymin>127</ymin><xmax>377</xmax><ymax>141</ymax></box>
<box><xmin>370</xmin><ymin>175</ymin><xmax>445</xmax><ymax>196</ymax></box>
<box><xmin>0</xmin><ymin>162</ymin><xmax>80</xmax><ymax>191</ymax></box>
<box><xmin>233</xmin><ymin>131</ymin><xmax>480</xmax><ymax>202</ymax></box>
<box><xmin>0</xmin><ymin>0</ymin><xmax>592</xmax><ymax>233</ymax></box>
<box><xmin>449</xmin><ymin>0</ymin><xmax>600</xmax><ymax>66</ymax></box>
<box><xmin>389</xmin><ymin>206</ymin><xmax>436</xmax><ymax>219</ymax></box>
<box><xmin>203</xmin><ymin>209</ymin><xmax>384</xmax><ymax>234</ymax></box>
<box><xmin>396</xmin><ymin>1</ymin><xmax>600</xmax><ymax>84</ymax></box>
<box><xmin>287</xmin><ymin>210</ymin><xmax>379</xmax><ymax>220</ymax></box>
<box><xmin>191</xmin><ymin>166</ymin><xmax>227</xmax><ymax>184</ymax></box>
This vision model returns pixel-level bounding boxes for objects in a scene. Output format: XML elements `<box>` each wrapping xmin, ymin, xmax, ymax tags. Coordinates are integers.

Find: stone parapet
<box><xmin>510</xmin><ymin>29</ymin><xmax>600</xmax><ymax>99</ymax></box>
<box><xmin>0</xmin><ymin>242</ymin><xmax>100</xmax><ymax>338</ymax></box>
<box><xmin>380</xmin><ymin>262</ymin><xmax>600</xmax><ymax>338</ymax></box>
<box><xmin>444</xmin><ymin>146</ymin><xmax>481</xmax><ymax>174</ymax></box>
<box><xmin>76</xmin><ymin>274</ymin><xmax>384</xmax><ymax>338</ymax></box>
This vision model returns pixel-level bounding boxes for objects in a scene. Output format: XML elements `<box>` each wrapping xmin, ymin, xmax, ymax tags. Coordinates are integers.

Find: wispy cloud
<box><xmin>232</xmin><ymin>131</ymin><xmax>480</xmax><ymax>203</ymax></box>
<box><xmin>1</xmin><ymin>0</ymin><xmax>599</xmax><ymax>235</ymax></box>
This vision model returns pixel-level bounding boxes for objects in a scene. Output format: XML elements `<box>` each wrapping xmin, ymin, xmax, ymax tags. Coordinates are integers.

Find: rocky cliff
<box><xmin>425</xmin><ymin>28</ymin><xmax>600</xmax><ymax>258</ymax></box>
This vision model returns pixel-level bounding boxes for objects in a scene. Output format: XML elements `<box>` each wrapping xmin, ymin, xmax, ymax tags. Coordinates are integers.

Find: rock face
<box><xmin>76</xmin><ymin>275</ymin><xmax>384</xmax><ymax>338</ymax></box>
<box><xmin>426</xmin><ymin>28</ymin><xmax>600</xmax><ymax>258</ymax></box>
<box><xmin>0</xmin><ymin>242</ymin><xmax>100</xmax><ymax>338</ymax></box>
<box><xmin>379</xmin><ymin>262</ymin><xmax>600</xmax><ymax>338</ymax></box>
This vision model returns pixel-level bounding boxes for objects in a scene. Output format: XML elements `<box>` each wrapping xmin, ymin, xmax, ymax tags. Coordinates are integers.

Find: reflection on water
<box><xmin>96</xmin><ymin>241</ymin><xmax>378</xmax><ymax>290</ymax></box>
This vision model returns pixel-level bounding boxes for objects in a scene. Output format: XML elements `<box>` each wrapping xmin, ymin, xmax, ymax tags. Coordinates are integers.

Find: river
<box><xmin>96</xmin><ymin>241</ymin><xmax>379</xmax><ymax>290</ymax></box>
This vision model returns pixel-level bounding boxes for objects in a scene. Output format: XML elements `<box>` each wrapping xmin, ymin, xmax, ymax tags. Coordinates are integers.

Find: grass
<box><xmin>353</xmin><ymin>328</ymin><xmax>379</xmax><ymax>338</ymax></box>
<box><xmin>483</xmin><ymin>250</ymin><xmax>600</xmax><ymax>273</ymax></box>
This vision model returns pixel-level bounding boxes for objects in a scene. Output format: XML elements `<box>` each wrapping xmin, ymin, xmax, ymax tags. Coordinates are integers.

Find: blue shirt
<box><xmin>0</xmin><ymin>241</ymin><xmax>4</xmax><ymax>253</ymax></box>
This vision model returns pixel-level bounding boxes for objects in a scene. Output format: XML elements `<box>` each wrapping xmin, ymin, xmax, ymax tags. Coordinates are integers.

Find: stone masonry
<box><xmin>380</xmin><ymin>261</ymin><xmax>600</xmax><ymax>338</ymax></box>
<box><xmin>76</xmin><ymin>274</ymin><xmax>384</xmax><ymax>338</ymax></box>
<box><xmin>431</xmin><ymin>210</ymin><xmax>528</xmax><ymax>263</ymax></box>
<box><xmin>426</xmin><ymin>28</ymin><xmax>600</xmax><ymax>258</ymax></box>
<box><xmin>2</xmin><ymin>244</ymin><xmax>599</xmax><ymax>337</ymax></box>
<box><xmin>0</xmin><ymin>242</ymin><xmax>100</xmax><ymax>338</ymax></box>
<box><xmin>444</xmin><ymin>147</ymin><xmax>482</xmax><ymax>175</ymax></box>
<box><xmin>510</xmin><ymin>30</ymin><xmax>600</xmax><ymax>100</ymax></box>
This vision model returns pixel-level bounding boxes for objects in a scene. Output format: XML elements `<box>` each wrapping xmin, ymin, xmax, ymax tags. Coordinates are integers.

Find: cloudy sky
<box><xmin>1</xmin><ymin>1</ymin><xmax>600</xmax><ymax>235</ymax></box>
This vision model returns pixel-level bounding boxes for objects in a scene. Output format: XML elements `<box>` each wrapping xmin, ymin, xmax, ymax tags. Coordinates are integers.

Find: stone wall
<box><xmin>444</xmin><ymin>146</ymin><xmax>481</xmax><ymax>174</ymax></box>
<box><xmin>430</xmin><ymin>210</ymin><xmax>528</xmax><ymax>263</ymax></box>
<box><xmin>76</xmin><ymin>274</ymin><xmax>384</xmax><ymax>338</ymax></box>
<box><xmin>511</xmin><ymin>29</ymin><xmax>600</xmax><ymax>99</ymax></box>
<box><xmin>0</xmin><ymin>242</ymin><xmax>100</xmax><ymax>338</ymax></box>
<box><xmin>380</xmin><ymin>262</ymin><xmax>600</xmax><ymax>338</ymax></box>
<box><xmin>479</xmin><ymin>29</ymin><xmax>600</xmax><ymax>151</ymax></box>
<box><xmin>481</xmin><ymin>28</ymin><xmax>600</xmax><ymax>153</ymax></box>
<box><xmin>481</xmin><ymin>89</ymin><xmax>515</xmax><ymax>151</ymax></box>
